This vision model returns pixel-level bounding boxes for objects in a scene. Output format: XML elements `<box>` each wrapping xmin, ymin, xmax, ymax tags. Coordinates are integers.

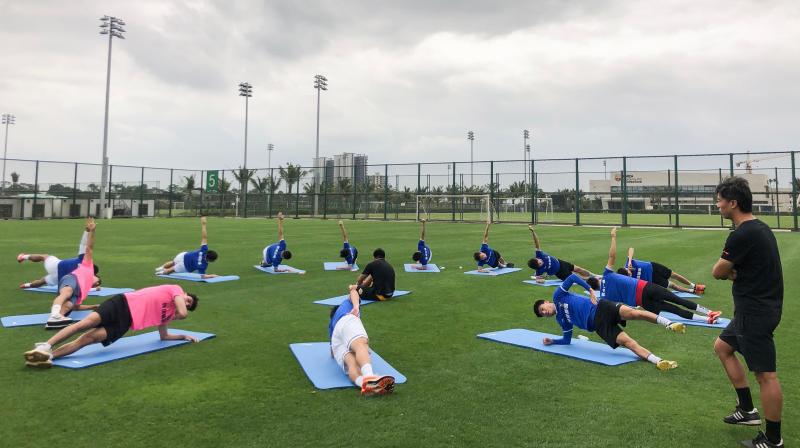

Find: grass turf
<box><xmin>0</xmin><ymin>217</ymin><xmax>797</xmax><ymax>447</ymax></box>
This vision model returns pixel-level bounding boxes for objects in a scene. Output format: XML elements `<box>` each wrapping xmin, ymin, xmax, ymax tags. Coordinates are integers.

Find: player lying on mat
<box><xmin>526</xmin><ymin>224</ymin><xmax>593</xmax><ymax>282</ymax></box>
<box><xmin>156</xmin><ymin>217</ymin><xmax>218</xmax><ymax>278</ymax></box>
<box><xmin>410</xmin><ymin>218</ymin><xmax>433</xmax><ymax>270</ymax></box>
<box><xmin>474</xmin><ymin>219</ymin><xmax>514</xmax><ymax>271</ymax></box>
<box><xmin>617</xmin><ymin>246</ymin><xmax>705</xmax><ymax>295</ymax></box>
<box><xmin>18</xmin><ymin>217</ymin><xmax>101</xmax><ymax>290</ymax></box>
<box><xmin>337</xmin><ymin>220</ymin><xmax>359</xmax><ymax>270</ymax></box>
<box><xmin>261</xmin><ymin>212</ymin><xmax>292</xmax><ymax>272</ymax></box>
<box><xmin>533</xmin><ymin>273</ymin><xmax>683</xmax><ymax>370</ymax></box>
<box><xmin>24</xmin><ymin>284</ymin><xmax>200</xmax><ymax>368</ymax></box>
<box><xmin>329</xmin><ymin>284</ymin><xmax>395</xmax><ymax>396</ymax></box>
<box><xmin>355</xmin><ymin>248</ymin><xmax>396</xmax><ymax>301</ymax></box>
<box><xmin>43</xmin><ymin>218</ymin><xmax>102</xmax><ymax>329</ymax></box>
<box><xmin>586</xmin><ymin>227</ymin><xmax>721</xmax><ymax>324</ymax></box>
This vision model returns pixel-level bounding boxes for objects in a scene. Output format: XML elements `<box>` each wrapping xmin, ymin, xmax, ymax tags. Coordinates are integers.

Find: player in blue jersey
<box><xmin>411</xmin><ymin>218</ymin><xmax>433</xmax><ymax>270</ymax></box>
<box><xmin>533</xmin><ymin>273</ymin><xmax>683</xmax><ymax>370</ymax></box>
<box><xmin>617</xmin><ymin>246</ymin><xmax>705</xmax><ymax>295</ymax></box>
<box><xmin>526</xmin><ymin>225</ymin><xmax>593</xmax><ymax>282</ymax></box>
<box><xmin>587</xmin><ymin>227</ymin><xmax>720</xmax><ymax>324</ymax></box>
<box><xmin>336</xmin><ymin>220</ymin><xmax>359</xmax><ymax>270</ymax></box>
<box><xmin>260</xmin><ymin>212</ymin><xmax>292</xmax><ymax>272</ymax></box>
<box><xmin>156</xmin><ymin>217</ymin><xmax>219</xmax><ymax>278</ymax></box>
<box><xmin>329</xmin><ymin>284</ymin><xmax>396</xmax><ymax>396</ymax></box>
<box><xmin>17</xmin><ymin>217</ymin><xmax>102</xmax><ymax>290</ymax></box>
<box><xmin>473</xmin><ymin>220</ymin><xmax>514</xmax><ymax>271</ymax></box>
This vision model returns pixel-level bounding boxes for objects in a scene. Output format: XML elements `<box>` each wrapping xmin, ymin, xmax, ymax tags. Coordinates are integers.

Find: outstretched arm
<box><xmin>420</xmin><ymin>218</ymin><xmax>426</xmax><ymax>241</ymax></box>
<box><xmin>277</xmin><ymin>212</ymin><xmax>285</xmax><ymax>240</ymax></box>
<box><xmin>158</xmin><ymin>324</ymin><xmax>198</xmax><ymax>342</ymax></box>
<box><xmin>606</xmin><ymin>226</ymin><xmax>618</xmax><ymax>268</ymax></box>
<box><xmin>544</xmin><ymin>325</ymin><xmax>573</xmax><ymax>346</ymax></box>
<box><xmin>626</xmin><ymin>247</ymin><xmax>634</xmax><ymax>270</ymax></box>
<box><xmin>338</xmin><ymin>220</ymin><xmax>348</xmax><ymax>242</ymax></box>
<box><xmin>200</xmin><ymin>217</ymin><xmax>208</xmax><ymax>245</ymax></box>
<box><xmin>528</xmin><ymin>224</ymin><xmax>541</xmax><ymax>250</ymax></box>
<box><xmin>348</xmin><ymin>285</ymin><xmax>361</xmax><ymax>317</ymax></box>
<box><xmin>83</xmin><ymin>218</ymin><xmax>96</xmax><ymax>264</ymax></box>
<box><xmin>482</xmin><ymin>222</ymin><xmax>491</xmax><ymax>244</ymax></box>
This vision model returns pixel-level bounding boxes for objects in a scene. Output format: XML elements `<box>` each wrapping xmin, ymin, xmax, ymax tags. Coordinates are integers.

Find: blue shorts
<box><xmin>58</xmin><ymin>274</ymin><xmax>82</xmax><ymax>304</ymax></box>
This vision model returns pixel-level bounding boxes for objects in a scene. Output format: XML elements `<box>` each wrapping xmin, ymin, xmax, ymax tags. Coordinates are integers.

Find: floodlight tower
<box><xmin>467</xmin><ymin>131</ymin><xmax>475</xmax><ymax>186</ymax></box>
<box><xmin>98</xmin><ymin>15</ymin><xmax>126</xmax><ymax>219</ymax></box>
<box><xmin>523</xmin><ymin>129</ymin><xmax>530</xmax><ymax>185</ymax></box>
<box><xmin>1</xmin><ymin>113</ymin><xmax>15</xmax><ymax>194</ymax></box>
<box><xmin>313</xmin><ymin>74</ymin><xmax>328</xmax><ymax>216</ymax></box>
<box><xmin>239</xmin><ymin>82</ymin><xmax>252</xmax><ymax>216</ymax></box>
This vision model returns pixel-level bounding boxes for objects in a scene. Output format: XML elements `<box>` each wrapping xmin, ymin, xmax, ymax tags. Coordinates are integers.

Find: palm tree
<box><xmin>232</xmin><ymin>167</ymin><xmax>255</xmax><ymax>193</ymax></box>
<box><xmin>250</xmin><ymin>176</ymin><xmax>269</xmax><ymax>194</ymax></box>
<box><xmin>266</xmin><ymin>176</ymin><xmax>282</xmax><ymax>194</ymax></box>
<box><xmin>11</xmin><ymin>171</ymin><xmax>19</xmax><ymax>186</ymax></box>
<box><xmin>336</xmin><ymin>177</ymin><xmax>352</xmax><ymax>193</ymax></box>
<box><xmin>183</xmin><ymin>175</ymin><xmax>196</xmax><ymax>199</ymax></box>
<box><xmin>219</xmin><ymin>178</ymin><xmax>231</xmax><ymax>194</ymax></box>
<box><xmin>279</xmin><ymin>164</ymin><xmax>309</xmax><ymax>196</ymax></box>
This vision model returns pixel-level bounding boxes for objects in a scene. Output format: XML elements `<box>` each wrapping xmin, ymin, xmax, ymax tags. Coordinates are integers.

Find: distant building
<box><xmin>314</xmin><ymin>153</ymin><xmax>369</xmax><ymax>188</ymax></box>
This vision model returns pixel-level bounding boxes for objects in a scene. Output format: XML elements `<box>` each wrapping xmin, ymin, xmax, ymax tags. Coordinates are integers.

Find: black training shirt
<box><xmin>721</xmin><ymin>219</ymin><xmax>783</xmax><ymax>316</ymax></box>
<box><xmin>362</xmin><ymin>258</ymin><xmax>396</xmax><ymax>296</ymax></box>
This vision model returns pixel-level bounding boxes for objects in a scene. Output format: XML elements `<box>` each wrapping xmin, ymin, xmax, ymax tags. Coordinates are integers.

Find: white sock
<box><xmin>692</xmin><ymin>314</ymin><xmax>707</xmax><ymax>321</ymax></box>
<box><xmin>696</xmin><ymin>305</ymin><xmax>710</xmax><ymax>315</ymax></box>
<box><xmin>361</xmin><ymin>363</ymin><xmax>374</xmax><ymax>377</ymax></box>
<box><xmin>689</xmin><ymin>282</ymin><xmax>696</xmax><ymax>289</ymax></box>
<box><xmin>35</xmin><ymin>342</ymin><xmax>52</xmax><ymax>351</ymax></box>
<box><xmin>22</xmin><ymin>254</ymin><xmax>30</xmax><ymax>260</ymax></box>
<box><xmin>646</xmin><ymin>353</ymin><xmax>662</xmax><ymax>365</ymax></box>
<box><xmin>355</xmin><ymin>375</ymin><xmax>364</xmax><ymax>388</ymax></box>
<box><xmin>656</xmin><ymin>315</ymin><xmax>672</xmax><ymax>327</ymax></box>
<box><xmin>22</xmin><ymin>283</ymin><xmax>31</xmax><ymax>288</ymax></box>
<box><xmin>50</xmin><ymin>305</ymin><xmax>61</xmax><ymax>317</ymax></box>
<box><xmin>78</xmin><ymin>231</ymin><xmax>89</xmax><ymax>255</ymax></box>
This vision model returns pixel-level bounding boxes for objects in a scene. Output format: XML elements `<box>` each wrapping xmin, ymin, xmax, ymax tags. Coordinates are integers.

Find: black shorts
<box><xmin>719</xmin><ymin>313</ymin><xmax>781</xmax><ymax>372</ymax></box>
<box><xmin>651</xmin><ymin>262</ymin><xmax>672</xmax><ymax>288</ymax></box>
<box><xmin>357</xmin><ymin>285</ymin><xmax>394</xmax><ymax>301</ymax></box>
<box><xmin>96</xmin><ymin>294</ymin><xmax>133</xmax><ymax>346</ymax></box>
<box><xmin>641</xmin><ymin>282</ymin><xmax>671</xmax><ymax>314</ymax></box>
<box><xmin>555</xmin><ymin>259</ymin><xmax>575</xmax><ymax>281</ymax></box>
<box><xmin>593</xmin><ymin>300</ymin><xmax>625</xmax><ymax>348</ymax></box>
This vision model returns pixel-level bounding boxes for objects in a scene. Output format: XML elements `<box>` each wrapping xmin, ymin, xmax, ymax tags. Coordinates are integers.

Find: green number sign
<box><xmin>206</xmin><ymin>170</ymin><xmax>219</xmax><ymax>193</ymax></box>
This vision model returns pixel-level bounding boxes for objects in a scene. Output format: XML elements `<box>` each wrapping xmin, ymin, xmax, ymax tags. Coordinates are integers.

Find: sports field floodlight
<box><xmin>98</xmin><ymin>15</ymin><xmax>126</xmax><ymax>219</ymax></box>
<box><xmin>267</xmin><ymin>143</ymin><xmax>275</xmax><ymax>172</ymax></box>
<box><xmin>238</xmin><ymin>82</ymin><xmax>253</xmax><ymax>217</ymax></box>
<box><xmin>523</xmin><ymin>129</ymin><xmax>530</xmax><ymax>185</ymax></box>
<box><xmin>2</xmin><ymin>113</ymin><xmax>15</xmax><ymax>194</ymax></box>
<box><xmin>467</xmin><ymin>131</ymin><xmax>475</xmax><ymax>186</ymax></box>
<box><xmin>313</xmin><ymin>74</ymin><xmax>328</xmax><ymax>216</ymax></box>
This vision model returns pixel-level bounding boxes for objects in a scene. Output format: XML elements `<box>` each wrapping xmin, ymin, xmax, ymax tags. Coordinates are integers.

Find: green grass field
<box><xmin>0</xmin><ymin>218</ymin><xmax>797</xmax><ymax>447</ymax></box>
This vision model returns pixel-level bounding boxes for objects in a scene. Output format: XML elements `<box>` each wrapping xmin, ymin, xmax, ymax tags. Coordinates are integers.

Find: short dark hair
<box><xmin>93</xmin><ymin>264</ymin><xmax>100</xmax><ymax>275</ymax></box>
<box><xmin>587</xmin><ymin>277</ymin><xmax>600</xmax><ymax>290</ymax></box>
<box><xmin>283</xmin><ymin>250</ymin><xmax>293</xmax><ymax>260</ymax></box>
<box><xmin>716</xmin><ymin>176</ymin><xmax>753</xmax><ymax>213</ymax></box>
<box><xmin>187</xmin><ymin>293</ymin><xmax>199</xmax><ymax>311</ymax></box>
<box><xmin>330</xmin><ymin>304</ymin><xmax>339</xmax><ymax>319</ymax></box>
<box><xmin>373</xmin><ymin>248</ymin><xmax>385</xmax><ymax>258</ymax></box>
<box><xmin>207</xmin><ymin>250</ymin><xmax>218</xmax><ymax>262</ymax></box>
<box><xmin>533</xmin><ymin>299</ymin><xmax>546</xmax><ymax>317</ymax></box>
<box><xmin>617</xmin><ymin>268</ymin><xmax>631</xmax><ymax>276</ymax></box>
<box><xmin>473</xmin><ymin>252</ymin><xmax>482</xmax><ymax>261</ymax></box>
<box><xmin>340</xmin><ymin>249</ymin><xmax>349</xmax><ymax>258</ymax></box>
<box><xmin>412</xmin><ymin>251</ymin><xmax>421</xmax><ymax>261</ymax></box>
<box><xmin>527</xmin><ymin>258</ymin><xmax>541</xmax><ymax>270</ymax></box>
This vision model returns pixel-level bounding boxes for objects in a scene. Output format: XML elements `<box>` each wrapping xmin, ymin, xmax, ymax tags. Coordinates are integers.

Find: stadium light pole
<box><xmin>1</xmin><ymin>114</ymin><xmax>15</xmax><ymax>194</ymax></box>
<box><xmin>523</xmin><ymin>129</ymin><xmax>530</xmax><ymax>186</ymax></box>
<box><xmin>313</xmin><ymin>74</ymin><xmax>328</xmax><ymax>216</ymax></box>
<box><xmin>467</xmin><ymin>131</ymin><xmax>475</xmax><ymax>186</ymax></box>
<box><xmin>98</xmin><ymin>15</ymin><xmax>125</xmax><ymax>219</ymax></box>
<box><xmin>267</xmin><ymin>143</ymin><xmax>274</xmax><ymax>173</ymax></box>
<box><xmin>239</xmin><ymin>82</ymin><xmax>252</xmax><ymax>217</ymax></box>
<box><xmin>526</xmin><ymin>144</ymin><xmax>531</xmax><ymax>186</ymax></box>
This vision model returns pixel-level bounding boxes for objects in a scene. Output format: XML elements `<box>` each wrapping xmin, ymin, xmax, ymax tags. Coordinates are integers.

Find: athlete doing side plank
<box><xmin>526</xmin><ymin>224</ymin><xmax>593</xmax><ymax>281</ymax></box>
<box><xmin>156</xmin><ymin>217</ymin><xmax>218</xmax><ymax>278</ymax></box>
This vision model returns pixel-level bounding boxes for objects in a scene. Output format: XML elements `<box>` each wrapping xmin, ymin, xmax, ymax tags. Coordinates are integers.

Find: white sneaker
<box><xmin>24</xmin><ymin>343</ymin><xmax>52</xmax><ymax>363</ymax></box>
<box><xmin>45</xmin><ymin>315</ymin><xmax>73</xmax><ymax>330</ymax></box>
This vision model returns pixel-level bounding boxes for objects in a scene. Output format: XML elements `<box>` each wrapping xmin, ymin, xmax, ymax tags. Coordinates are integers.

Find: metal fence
<box><xmin>1</xmin><ymin>150</ymin><xmax>798</xmax><ymax>230</ymax></box>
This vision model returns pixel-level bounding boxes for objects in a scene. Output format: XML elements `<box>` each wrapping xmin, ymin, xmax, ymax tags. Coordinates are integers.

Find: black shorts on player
<box><xmin>719</xmin><ymin>313</ymin><xmax>780</xmax><ymax>372</ymax></box>
<box><xmin>554</xmin><ymin>259</ymin><xmax>575</xmax><ymax>281</ymax></box>
<box><xmin>593</xmin><ymin>300</ymin><xmax>625</xmax><ymax>348</ymax></box>
<box><xmin>96</xmin><ymin>294</ymin><xmax>133</xmax><ymax>346</ymax></box>
<box><xmin>650</xmin><ymin>262</ymin><xmax>672</xmax><ymax>288</ymax></box>
<box><xmin>357</xmin><ymin>285</ymin><xmax>394</xmax><ymax>301</ymax></box>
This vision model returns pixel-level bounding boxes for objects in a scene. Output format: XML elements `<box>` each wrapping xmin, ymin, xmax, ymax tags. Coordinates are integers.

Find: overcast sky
<box><xmin>1</xmin><ymin>0</ymin><xmax>799</xmax><ymax>173</ymax></box>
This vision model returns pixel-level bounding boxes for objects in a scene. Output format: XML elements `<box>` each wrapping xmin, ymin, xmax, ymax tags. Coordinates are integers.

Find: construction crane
<box><xmin>735</xmin><ymin>151</ymin><xmax>789</xmax><ymax>174</ymax></box>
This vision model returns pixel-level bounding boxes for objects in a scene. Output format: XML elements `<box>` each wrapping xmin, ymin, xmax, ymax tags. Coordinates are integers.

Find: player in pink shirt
<box><xmin>24</xmin><ymin>284</ymin><xmax>199</xmax><ymax>368</ymax></box>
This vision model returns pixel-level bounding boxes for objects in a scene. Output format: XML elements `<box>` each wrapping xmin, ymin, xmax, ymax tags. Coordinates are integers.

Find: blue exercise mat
<box><xmin>289</xmin><ymin>342</ymin><xmax>407</xmax><ymax>389</ymax></box>
<box><xmin>23</xmin><ymin>286</ymin><xmax>135</xmax><ymax>296</ymax></box>
<box><xmin>660</xmin><ymin>312</ymin><xmax>730</xmax><ymax>329</ymax></box>
<box><xmin>672</xmin><ymin>291</ymin><xmax>700</xmax><ymax>298</ymax></box>
<box><xmin>2</xmin><ymin>311</ymin><xmax>92</xmax><ymax>328</ymax></box>
<box><xmin>464</xmin><ymin>267</ymin><xmax>522</xmax><ymax>276</ymax></box>
<box><xmin>52</xmin><ymin>330</ymin><xmax>215</xmax><ymax>369</ymax></box>
<box><xmin>157</xmin><ymin>273</ymin><xmax>240</xmax><ymax>283</ymax></box>
<box><xmin>313</xmin><ymin>290</ymin><xmax>412</xmax><ymax>306</ymax></box>
<box><xmin>253</xmin><ymin>265</ymin><xmax>306</xmax><ymax>274</ymax></box>
<box><xmin>403</xmin><ymin>263</ymin><xmax>441</xmax><ymax>273</ymax></box>
<box><xmin>523</xmin><ymin>279</ymin><xmax>563</xmax><ymax>287</ymax></box>
<box><xmin>323</xmin><ymin>262</ymin><xmax>359</xmax><ymax>271</ymax></box>
<box><xmin>477</xmin><ymin>329</ymin><xmax>640</xmax><ymax>366</ymax></box>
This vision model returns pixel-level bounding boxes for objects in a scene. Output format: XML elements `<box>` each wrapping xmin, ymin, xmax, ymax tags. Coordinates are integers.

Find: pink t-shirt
<box><xmin>72</xmin><ymin>257</ymin><xmax>95</xmax><ymax>305</ymax></box>
<box><xmin>124</xmin><ymin>285</ymin><xmax>186</xmax><ymax>331</ymax></box>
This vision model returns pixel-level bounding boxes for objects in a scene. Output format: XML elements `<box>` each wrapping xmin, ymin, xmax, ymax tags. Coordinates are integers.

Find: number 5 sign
<box><xmin>206</xmin><ymin>170</ymin><xmax>219</xmax><ymax>193</ymax></box>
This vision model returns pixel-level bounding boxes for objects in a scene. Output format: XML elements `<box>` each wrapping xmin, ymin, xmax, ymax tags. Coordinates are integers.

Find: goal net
<box><xmin>416</xmin><ymin>194</ymin><xmax>492</xmax><ymax>222</ymax></box>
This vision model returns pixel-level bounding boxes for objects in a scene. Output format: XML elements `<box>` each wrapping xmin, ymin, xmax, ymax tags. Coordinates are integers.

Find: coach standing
<box><xmin>712</xmin><ymin>177</ymin><xmax>784</xmax><ymax>448</ymax></box>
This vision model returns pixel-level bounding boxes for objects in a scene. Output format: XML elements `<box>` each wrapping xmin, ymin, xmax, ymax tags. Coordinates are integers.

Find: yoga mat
<box><xmin>52</xmin><ymin>330</ymin><xmax>215</xmax><ymax>369</ymax></box>
<box><xmin>523</xmin><ymin>279</ymin><xmax>563</xmax><ymax>287</ymax></box>
<box><xmin>477</xmin><ymin>328</ymin><xmax>640</xmax><ymax>366</ymax></box>
<box><xmin>660</xmin><ymin>312</ymin><xmax>730</xmax><ymax>329</ymax></box>
<box><xmin>313</xmin><ymin>290</ymin><xmax>412</xmax><ymax>306</ymax></box>
<box><xmin>157</xmin><ymin>273</ymin><xmax>240</xmax><ymax>283</ymax></box>
<box><xmin>289</xmin><ymin>342</ymin><xmax>406</xmax><ymax>389</ymax></box>
<box><xmin>672</xmin><ymin>291</ymin><xmax>700</xmax><ymax>299</ymax></box>
<box><xmin>323</xmin><ymin>262</ymin><xmax>359</xmax><ymax>271</ymax></box>
<box><xmin>253</xmin><ymin>265</ymin><xmax>306</xmax><ymax>274</ymax></box>
<box><xmin>2</xmin><ymin>311</ymin><xmax>92</xmax><ymax>328</ymax></box>
<box><xmin>464</xmin><ymin>267</ymin><xmax>522</xmax><ymax>276</ymax></box>
<box><xmin>22</xmin><ymin>286</ymin><xmax>135</xmax><ymax>296</ymax></box>
<box><xmin>403</xmin><ymin>263</ymin><xmax>441</xmax><ymax>273</ymax></box>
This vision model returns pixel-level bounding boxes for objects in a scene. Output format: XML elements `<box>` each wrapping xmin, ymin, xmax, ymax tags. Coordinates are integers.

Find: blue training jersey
<box><xmin>552</xmin><ymin>274</ymin><xmax>598</xmax><ymax>343</ymax></box>
<box><xmin>418</xmin><ymin>240</ymin><xmax>432</xmax><ymax>265</ymax></box>
<box><xmin>57</xmin><ymin>254</ymin><xmax>84</xmax><ymax>282</ymax></box>
<box><xmin>183</xmin><ymin>244</ymin><xmax>209</xmax><ymax>274</ymax></box>
<box><xmin>343</xmin><ymin>242</ymin><xmax>358</xmax><ymax>265</ymax></box>
<box><xmin>535</xmin><ymin>249</ymin><xmax>561</xmax><ymax>276</ymax></box>
<box><xmin>600</xmin><ymin>267</ymin><xmax>639</xmax><ymax>307</ymax></box>
<box><xmin>265</xmin><ymin>240</ymin><xmax>287</xmax><ymax>267</ymax></box>
<box><xmin>629</xmin><ymin>259</ymin><xmax>653</xmax><ymax>282</ymax></box>
<box><xmin>329</xmin><ymin>299</ymin><xmax>355</xmax><ymax>338</ymax></box>
<box><xmin>478</xmin><ymin>243</ymin><xmax>499</xmax><ymax>267</ymax></box>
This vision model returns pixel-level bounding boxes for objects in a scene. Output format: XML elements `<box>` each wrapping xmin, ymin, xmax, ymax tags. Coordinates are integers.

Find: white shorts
<box><xmin>172</xmin><ymin>252</ymin><xmax>187</xmax><ymax>273</ymax></box>
<box><xmin>331</xmin><ymin>314</ymin><xmax>368</xmax><ymax>373</ymax></box>
<box><xmin>261</xmin><ymin>246</ymin><xmax>270</xmax><ymax>265</ymax></box>
<box><xmin>43</xmin><ymin>256</ymin><xmax>61</xmax><ymax>286</ymax></box>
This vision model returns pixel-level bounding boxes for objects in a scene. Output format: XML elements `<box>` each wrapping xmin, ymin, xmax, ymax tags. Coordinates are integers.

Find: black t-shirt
<box><xmin>362</xmin><ymin>258</ymin><xmax>395</xmax><ymax>296</ymax></box>
<box><xmin>721</xmin><ymin>219</ymin><xmax>783</xmax><ymax>316</ymax></box>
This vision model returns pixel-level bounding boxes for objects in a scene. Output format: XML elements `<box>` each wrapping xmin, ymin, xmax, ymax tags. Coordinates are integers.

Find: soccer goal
<box><xmin>416</xmin><ymin>194</ymin><xmax>492</xmax><ymax>222</ymax></box>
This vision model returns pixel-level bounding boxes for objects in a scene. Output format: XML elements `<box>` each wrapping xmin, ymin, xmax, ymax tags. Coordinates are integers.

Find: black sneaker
<box><xmin>724</xmin><ymin>406</ymin><xmax>761</xmax><ymax>426</ymax></box>
<box><xmin>506</xmin><ymin>263</ymin><xmax>515</xmax><ymax>268</ymax></box>
<box><xmin>740</xmin><ymin>430</ymin><xmax>784</xmax><ymax>448</ymax></box>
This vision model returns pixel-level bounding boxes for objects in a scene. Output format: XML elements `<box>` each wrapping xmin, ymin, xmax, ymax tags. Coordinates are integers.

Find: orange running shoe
<box><xmin>361</xmin><ymin>375</ymin><xmax>396</xmax><ymax>397</ymax></box>
<box><xmin>694</xmin><ymin>284</ymin><xmax>706</xmax><ymax>295</ymax></box>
